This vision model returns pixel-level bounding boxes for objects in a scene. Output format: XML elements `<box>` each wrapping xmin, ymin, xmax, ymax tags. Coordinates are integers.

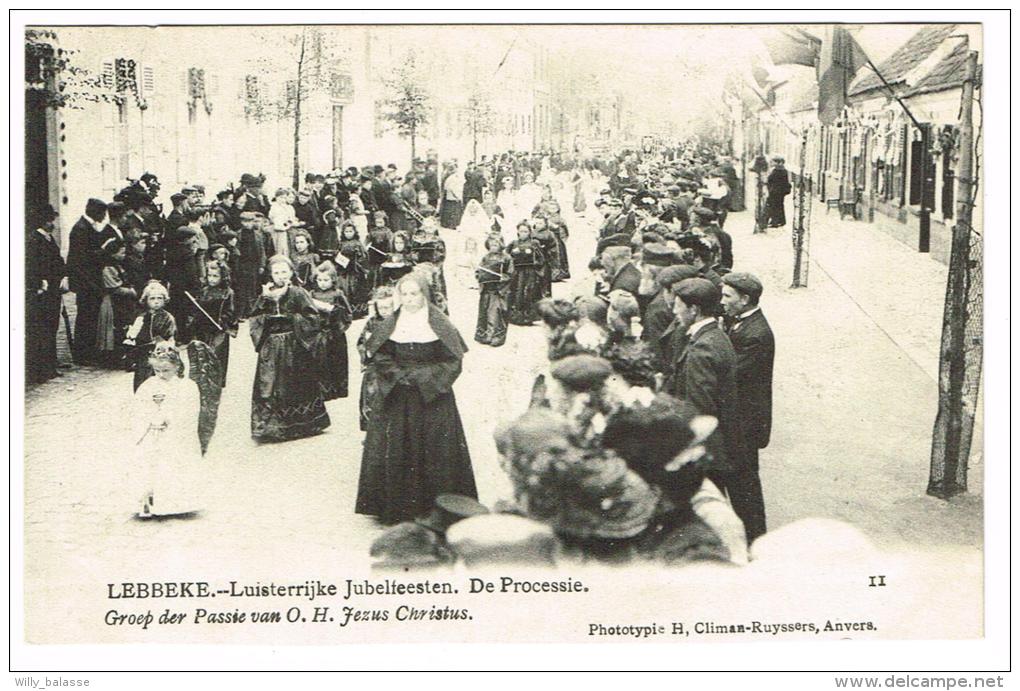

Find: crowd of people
<box><xmin>25</xmin><ymin>139</ymin><xmax>782</xmax><ymax>566</ymax></box>
<box><xmin>369</xmin><ymin>142</ymin><xmax>782</xmax><ymax>568</ymax></box>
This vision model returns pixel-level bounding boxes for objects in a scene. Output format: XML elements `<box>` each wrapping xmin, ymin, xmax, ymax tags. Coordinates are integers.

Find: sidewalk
<box><xmin>730</xmin><ymin>204</ymin><xmax>982</xmax><ymax>552</ymax></box>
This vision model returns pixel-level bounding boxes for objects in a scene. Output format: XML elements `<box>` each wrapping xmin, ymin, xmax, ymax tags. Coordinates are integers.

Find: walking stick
<box><xmin>184</xmin><ymin>290</ymin><xmax>224</xmax><ymax>332</ymax></box>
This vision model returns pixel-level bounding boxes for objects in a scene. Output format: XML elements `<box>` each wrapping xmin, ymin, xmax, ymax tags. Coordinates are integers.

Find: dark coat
<box><xmin>669</xmin><ymin>321</ymin><xmax>746</xmax><ymax>475</ymax></box>
<box><xmin>609</xmin><ymin>262</ymin><xmax>642</xmax><ymax>297</ymax></box>
<box><xmin>640</xmin><ymin>290</ymin><xmax>675</xmax><ymax>368</ymax></box>
<box><xmin>702</xmin><ymin>225</ymin><xmax>734</xmax><ymax>270</ymax></box>
<box><xmin>422</xmin><ymin>171</ymin><xmax>440</xmax><ymax>207</ymax></box>
<box><xmin>462</xmin><ymin>169</ymin><xmax>487</xmax><ymax>204</ymax></box>
<box><xmin>767</xmin><ymin>167</ymin><xmax>791</xmax><ymax>197</ymax></box>
<box><xmin>26</xmin><ymin>229</ymin><xmax>66</xmax><ymax>296</ymax></box>
<box><xmin>97</xmin><ymin>223</ymin><xmax>127</xmax><ymax>249</ymax></box>
<box><xmin>66</xmin><ymin>217</ymin><xmax>101</xmax><ymax>295</ymax></box>
<box><xmin>727</xmin><ymin>309</ymin><xmax>775</xmax><ymax>450</ymax></box>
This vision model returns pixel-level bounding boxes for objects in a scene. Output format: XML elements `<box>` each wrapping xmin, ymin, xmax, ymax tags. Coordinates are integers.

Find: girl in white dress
<box><xmin>133</xmin><ymin>342</ymin><xmax>203</xmax><ymax>519</ymax></box>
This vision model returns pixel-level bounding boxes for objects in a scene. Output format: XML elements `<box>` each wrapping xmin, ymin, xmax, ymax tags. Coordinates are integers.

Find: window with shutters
<box><xmin>99</xmin><ymin>56</ymin><xmax>144</xmax><ymax>197</ymax></box>
<box><xmin>244</xmin><ymin>74</ymin><xmax>262</xmax><ymax>122</ymax></box>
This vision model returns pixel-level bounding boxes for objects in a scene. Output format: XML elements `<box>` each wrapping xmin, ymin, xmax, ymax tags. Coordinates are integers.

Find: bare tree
<box><xmin>251</xmin><ymin>27</ymin><xmax>342</xmax><ymax>188</ymax></box>
<box><xmin>381</xmin><ymin>51</ymin><xmax>432</xmax><ymax>162</ymax></box>
<box><xmin>466</xmin><ymin>84</ymin><xmax>497</xmax><ymax>162</ymax></box>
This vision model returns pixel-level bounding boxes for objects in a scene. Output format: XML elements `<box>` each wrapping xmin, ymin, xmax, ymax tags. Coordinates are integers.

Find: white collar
<box><xmin>390</xmin><ymin>306</ymin><xmax>438</xmax><ymax>344</ymax></box>
<box><xmin>686</xmin><ymin>316</ymin><xmax>716</xmax><ymax>337</ymax></box>
<box><xmin>738</xmin><ymin>306</ymin><xmax>760</xmax><ymax>320</ymax></box>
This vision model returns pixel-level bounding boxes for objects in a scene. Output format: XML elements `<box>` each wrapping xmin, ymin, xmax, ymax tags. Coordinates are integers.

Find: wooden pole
<box><xmin>928</xmin><ymin>48</ymin><xmax>978</xmax><ymax>498</ymax></box>
<box><xmin>791</xmin><ymin>129</ymin><xmax>808</xmax><ymax>288</ymax></box>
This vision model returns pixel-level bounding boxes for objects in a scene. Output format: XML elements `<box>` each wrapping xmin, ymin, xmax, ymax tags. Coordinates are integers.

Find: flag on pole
<box><xmin>761</xmin><ymin>27</ymin><xmax>821</xmax><ymax>67</ymax></box>
<box><xmin>817</xmin><ymin>26</ymin><xmax>869</xmax><ymax>124</ymax></box>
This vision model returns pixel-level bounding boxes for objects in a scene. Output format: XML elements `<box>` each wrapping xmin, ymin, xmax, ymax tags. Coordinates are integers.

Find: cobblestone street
<box><xmin>23</xmin><ymin>191</ymin><xmax>983</xmax><ymax>643</ymax></box>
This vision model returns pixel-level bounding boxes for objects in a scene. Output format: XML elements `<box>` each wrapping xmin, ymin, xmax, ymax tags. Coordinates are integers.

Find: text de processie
<box><xmin>107</xmin><ymin>577</ymin><xmax>588</xmax><ymax>602</ymax></box>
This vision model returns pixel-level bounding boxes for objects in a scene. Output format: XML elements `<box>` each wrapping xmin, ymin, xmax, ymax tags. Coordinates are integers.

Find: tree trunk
<box><xmin>410</xmin><ymin>124</ymin><xmax>416</xmax><ymax>165</ymax></box>
<box><xmin>292</xmin><ymin>30</ymin><xmax>306</xmax><ymax>190</ymax></box>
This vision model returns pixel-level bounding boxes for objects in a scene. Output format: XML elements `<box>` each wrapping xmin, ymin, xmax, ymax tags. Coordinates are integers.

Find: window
<box><xmin>99</xmin><ymin>56</ymin><xmax>142</xmax><ymax>196</ymax></box>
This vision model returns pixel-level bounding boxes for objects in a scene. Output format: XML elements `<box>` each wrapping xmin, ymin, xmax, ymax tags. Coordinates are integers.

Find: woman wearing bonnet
<box><xmin>355</xmin><ymin>272</ymin><xmax>477</xmax><ymax>524</ymax></box>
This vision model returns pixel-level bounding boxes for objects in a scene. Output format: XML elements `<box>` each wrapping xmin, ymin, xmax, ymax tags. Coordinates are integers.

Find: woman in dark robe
<box><xmin>764</xmin><ymin>156</ymin><xmax>791</xmax><ymax>228</ymax></box>
<box><xmin>189</xmin><ymin>260</ymin><xmax>237</xmax><ymax>387</ymax></box>
<box><xmin>316</xmin><ymin>195</ymin><xmax>342</xmax><ymax>262</ymax></box>
<box><xmin>357</xmin><ymin>285</ymin><xmax>396</xmax><ymax>431</ymax></box>
<box><xmin>545</xmin><ymin>200</ymin><xmax>571</xmax><ymax>282</ymax></box>
<box><xmin>355</xmin><ymin>272</ymin><xmax>477</xmax><ymax>524</ymax></box>
<box><xmin>308</xmin><ymin>261</ymin><xmax>352</xmax><ymax>402</ymax></box>
<box><xmin>530</xmin><ymin>214</ymin><xmax>558</xmax><ymax>298</ymax></box>
<box><xmin>365</xmin><ymin>212</ymin><xmax>393</xmax><ymax>289</ymax></box>
<box><xmin>506</xmin><ymin>220</ymin><xmax>546</xmax><ymax>326</ymax></box>
<box><xmin>234</xmin><ymin>211</ymin><xmax>267</xmax><ymax>318</ymax></box>
<box><xmin>336</xmin><ymin>221</ymin><xmax>370</xmax><ymax>319</ymax></box>
<box><xmin>474</xmin><ymin>233</ymin><xmax>514</xmax><ymax>347</ymax></box>
<box><xmin>290</xmin><ymin>229</ymin><xmax>320</xmax><ymax>287</ymax></box>
<box><xmin>248</xmin><ymin>255</ymin><xmax>331</xmax><ymax>442</ymax></box>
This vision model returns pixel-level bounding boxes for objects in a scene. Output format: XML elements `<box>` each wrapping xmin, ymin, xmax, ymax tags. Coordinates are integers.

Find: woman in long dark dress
<box><xmin>545</xmin><ymin>200</ymin><xmax>571</xmax><ymax>282</ymax></box>
<box><xmin>531</xmin><ymin>214</ymin><xmax>558</xmax><ymax>298</ymax></box>
<box><xmin>308</xmin><ymin>261</ymin><xmax>352</xmax><ymax>402</ymax></box>
<box><xmin>336</xmin><ymin>221</ymin><xmax>370</xmax><ymax>319</ymax></box>
<box><xmin>355</xmin><ymin>272</ymin><xmax>477</xmax><ymax>524</ymax></box>
<box><xmin>248</xmin><ymin>255</ymin><xmax>331</xmax><ymax>441</ymax></box>
<box><xmin>189</xmin><ymin>260</ymin><xmax>237</xmax><ymax>387</ymax></box>
<box><xmin>507</xmin><ymin>220</ymin><xmax>546</xmax><ymax>326</ymax></box>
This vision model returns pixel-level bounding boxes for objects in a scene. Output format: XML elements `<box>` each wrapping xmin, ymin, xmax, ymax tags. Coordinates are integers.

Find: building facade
<box><xmin>739</xmin><ymin>24</ymin><xmax>982</xmax><ymax>264</ymax></box>
<box><xmin>25</xmin><ymin>25</ymin><xmax>556</xmax><ymax>252</ymax></box>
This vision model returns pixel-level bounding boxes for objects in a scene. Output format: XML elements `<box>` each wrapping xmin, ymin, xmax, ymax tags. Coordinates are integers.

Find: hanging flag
<box><xmin>761</xmin><ymin>27</ymin><xmax>821</xmax><ymax>67</ymax></box>
<box><xmin>817</xmin><ymin>26</ymin><xmax>869</xmax><ymax>124</ymax></box>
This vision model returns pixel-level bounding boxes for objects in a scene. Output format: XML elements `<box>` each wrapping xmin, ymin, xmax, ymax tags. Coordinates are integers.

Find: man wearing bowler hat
<box><xmin>720</xmin><ymin>272</ymin><xmax>773</xmax><ymax>542</ymax></box>
<box><xmin>26</xmin><ymin>205</ymin><xmax>67</xmax><ymax>383</ymax></box>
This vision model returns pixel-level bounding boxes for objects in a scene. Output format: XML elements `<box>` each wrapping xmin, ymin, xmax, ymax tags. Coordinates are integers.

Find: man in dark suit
<box><xmin>371</xmin><ymin>165</ymin><xmax>397</xmax><ymax>229</ymax></box>
<box><xmin>667</xmin><ymin>277</ymin><xmax>756</xmax><ymax>544</ymax></box>
<box><xmin>421</xmin><ymin>162</ymin><xmax>440</xmax><ymax>208</ymax></box>
<box><xmin>462</xmin><ymin>162</ymin><xmax>487</xmax><ymax>205</ymax></box>
<box><xmin>65</xmin><ymin>197</ymin><xmax>107</xmax><ymax>365</ymax></box>
<box><xmin>26</xmin><ymin>205</ymin><xmax>67</xmax><ymax>383</ymax></box>
<box><xmin>721</xmin><ymin>272</ymin><xmax>773</xmax><ymax>543</ymax></box>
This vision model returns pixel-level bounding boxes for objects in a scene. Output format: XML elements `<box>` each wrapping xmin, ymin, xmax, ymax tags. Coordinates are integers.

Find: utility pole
<box><xmin>928</xmin><ymin>47</ymin><xmax>979</xmax><ymax>499</ymax></box>
<box><xmin>918</xmin><ymin>122</ymin><xmax>932</xmax><ymax>252</ymax></box>
<box><xmin>791</xmin><ymin>129</ymin><xmax>809</xmax><ymax>287</ymax></box>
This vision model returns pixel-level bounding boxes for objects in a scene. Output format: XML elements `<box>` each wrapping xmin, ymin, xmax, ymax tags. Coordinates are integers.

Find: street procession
<box><xmin>22</xmin><ymin>22</ymin><xmax>984</xmax><ymax>582</ymax></box>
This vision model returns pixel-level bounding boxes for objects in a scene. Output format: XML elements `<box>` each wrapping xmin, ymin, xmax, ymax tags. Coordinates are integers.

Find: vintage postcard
<box><xmin>12</xmin><ymin>11</ymin><xmax>1006</xmax><ymax>672</ymax></box>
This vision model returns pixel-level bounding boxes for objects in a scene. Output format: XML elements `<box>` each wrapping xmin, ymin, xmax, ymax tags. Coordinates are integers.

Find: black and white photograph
<box><xmin>11</xmin><ymin>9</ymin><xmax>1010</xmax><ymax>679</ymax></box>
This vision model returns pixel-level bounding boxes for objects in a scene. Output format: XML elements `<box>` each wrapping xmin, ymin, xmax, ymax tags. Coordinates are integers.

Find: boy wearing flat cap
<box><xmin>720</xmin><ymin>272</ymin><xmax>773</xmax><ymax>542</ymax></box>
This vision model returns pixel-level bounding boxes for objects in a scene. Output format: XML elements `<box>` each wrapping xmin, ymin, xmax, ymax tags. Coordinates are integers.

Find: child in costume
<box><xmin>308</xmin><ymin>261</ymin><xmax>353</xmax><ymax>401</ymax></box>
<box><xmin>474</xmin><ymin>233</ymin><xmax>514</xmax><ymax>347</ymax></box>
<box><xmin>125</xmin><ymin>281</ymin><xmax>177</xmax><ymax>391</ymax></box>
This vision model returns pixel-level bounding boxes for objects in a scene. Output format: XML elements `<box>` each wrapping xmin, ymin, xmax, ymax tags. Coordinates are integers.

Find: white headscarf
<box><xmin>389</xmin><ymin>274</ymin><xmax>439</xmax><ymax>344</ymax></box>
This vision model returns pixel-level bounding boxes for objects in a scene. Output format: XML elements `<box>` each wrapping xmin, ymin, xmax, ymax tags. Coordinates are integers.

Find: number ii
<box><xmin>868</xmin><ymin>575</ymin><xmax>886</xmax><ymax>587</ymax></box>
